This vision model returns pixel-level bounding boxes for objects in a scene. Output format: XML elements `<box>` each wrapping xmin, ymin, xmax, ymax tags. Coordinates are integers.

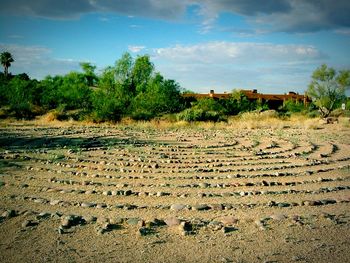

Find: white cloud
<box><xmin>128</xmin><ymin>45</ymin><xmax>146</xmax><ymax>53</ymax></box>
<box><xmin>153</xmin><ymin>41</ymin><xmax>326</xmax><ymax>93</ymax></box>
<box><xmin>0</xmin><ymin>43</ymin><xmax>80</xmax><ymax>79</ymax></box>
<box><xmin>335</xmin><ymin>28</ymin><xmax>350</xmax><ymax>36</ymax></box>
<box><xmin>155</xmin><ymin>42</ymin><xmax>324</xmax><ymax>64</ymax></box>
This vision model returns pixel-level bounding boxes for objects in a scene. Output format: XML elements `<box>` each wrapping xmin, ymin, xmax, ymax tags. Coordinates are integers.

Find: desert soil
<box><xmin>0</xmin><ymin>122</ymin><xmax>349</xmax><ymax>263</ymax></box>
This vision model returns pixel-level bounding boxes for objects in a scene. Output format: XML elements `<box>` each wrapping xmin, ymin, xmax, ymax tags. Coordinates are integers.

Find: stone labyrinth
<box><xmin>1</xmin><ymin>125</ymin><xmax>350</xmax><ymax>237</ymax></box>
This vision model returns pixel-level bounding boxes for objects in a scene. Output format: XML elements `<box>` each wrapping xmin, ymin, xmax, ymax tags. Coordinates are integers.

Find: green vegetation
<box><xmin>307</xmin><ymin>64</ymin><xmax>350</xmax><ymax>118</ymax></box>
<box><xmin>0</xmin><ymin>51</ymin><xmax>348</xmax><ymax>122</ymax></box>
<box><xmin>1</xmin><ymin>51</ymin><xmax>14</xmax><ymax>77</ymax></box>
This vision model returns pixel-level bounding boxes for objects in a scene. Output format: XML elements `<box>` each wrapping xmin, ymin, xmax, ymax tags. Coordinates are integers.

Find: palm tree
<box><xmin>1</xmin><ymin>51</ymin><xmax>14</xmax><ymax>77</ymax></box>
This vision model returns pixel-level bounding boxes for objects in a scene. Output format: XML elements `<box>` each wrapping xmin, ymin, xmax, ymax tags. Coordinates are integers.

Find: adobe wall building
<box><xmin>183</xmin><ymin>89</ymin><xmax>311</xmax><ymax>109</ymax></box>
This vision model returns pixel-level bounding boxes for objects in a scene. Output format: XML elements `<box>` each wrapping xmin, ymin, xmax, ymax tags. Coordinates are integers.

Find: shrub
<box><xmin>177</xmin><ymin>98</ymin><xmax>227</xmax><ymax>122</ymax></box>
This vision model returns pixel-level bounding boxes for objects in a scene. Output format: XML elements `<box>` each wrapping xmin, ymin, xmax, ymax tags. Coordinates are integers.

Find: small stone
<box><xmin>50</xmin><ymin>200</ymin><xmax>61</xmax><ymax>206</ymax></box>
<box><xmin>270</xmin><ymin>214</ymin><xmax>287</xmax><ymax>221</ymax></box>
<box><xmin>61</xmin><ymin>216</ymin><xmax>73</xmax><ymax>228</ymax></box>
<box><xmin>209</xmin><ymin>204</ymin><xmax>224</xmax><ymax>211</ymax></box>
<box><xmin>278</xmin><ymin>202</ymin><xmax>290</xmax><ymax>208</ymax></box>
<box><xmin>170</xmin><ymin>204</ymin><xmax>186</xmax><ymax>211</ymax></box>
<box><xmin>96</xmin><ymin>203</ymin><xmax>107</xmax><ymax>209</ymax></box>
<box><xmin>127</xmin><ymin>218</ymin><xmax>141</xmax><ymax>225</ymax></box>
<box><xmin>1</xmin><ymin>210</ymin><xmax>16</xmax><ymax>218</ymax></box>
<box><xmin>81</xmin><ymin>202</ymin><xmax>95</xmax><ymax>208</ymax></box>
<box><xmin>21</xmin><ymin>220</ymin><xmax>32</xmax><ymax>228</ymax></box>
<box><xmin>102</xmin><ymin>190</ymin><xmax>111</xmax><ymax>196</ymax></box>
<box><xmin>222</xmin><ymin>226</ymin><xmax>237</xmax><ymax>234</ymax></box>
<box><xmin>199</xmin><ymin>183</ymin><xmax>209</xmax><ymax>188</ymax></box>
<box><xmin>164</xmin><ymin>217</ymin><xmax>181</xmax><ymax>227</ymax></box>
<box><xmin>179</xmin><ymin>221</ymin><xmax>192</xmax><ymax>232</ymax></box>
<box><xmin>83</xmin><ymin>215</ymin><xmax>97</xmax><ymax>223</ymax></box>
<box><xmin>192</xmin><ymin>204</ymin><xmax>210</xmax><ymax>211</ymax></box>
<box><xmin>220</xmin><ymin>216</ymin><xmax>238</xmax><ymax>225</ymax></box>
<box><xmin>138</xmin><ymin>227</ymin><xmax>151</xmax><ymax>236</ymax></box>
<box><xmin>58</xmin><ymin>226</ymin><xmax>64</xmax><ymax>235</ymax></box>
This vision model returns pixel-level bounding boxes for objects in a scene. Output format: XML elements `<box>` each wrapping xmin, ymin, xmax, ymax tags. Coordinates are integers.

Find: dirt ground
<box><xmin>0</xmin><ymin>121</ymin><xmax>349</xmax><ymax>263</ymax></box>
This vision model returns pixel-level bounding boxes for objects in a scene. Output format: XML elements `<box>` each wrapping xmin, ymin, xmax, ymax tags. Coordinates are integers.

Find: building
<box><xmin>182</xmin><ymin>89</ymin><xmax>311</xmax><ymax>109</ymax></box>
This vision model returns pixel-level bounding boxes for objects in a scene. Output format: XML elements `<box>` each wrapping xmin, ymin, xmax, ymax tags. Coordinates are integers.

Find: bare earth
<box><xmin>0</xmin><ymin>122</ymin><xmax>349</xmax><ymax>263</ymax></box>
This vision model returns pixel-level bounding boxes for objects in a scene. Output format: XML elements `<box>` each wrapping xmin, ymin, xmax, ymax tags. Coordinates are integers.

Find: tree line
<box><xmin>0</xmin><ymin>51</ymin><xmax>349</xmax><ymax>121</ymax></box>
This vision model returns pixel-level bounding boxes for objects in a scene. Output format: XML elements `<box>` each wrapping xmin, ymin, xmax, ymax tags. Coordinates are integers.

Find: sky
<box><xmin>0</xmin><ymin>0</ymin><xmax>350</xmax><ymax>94</ymax></box>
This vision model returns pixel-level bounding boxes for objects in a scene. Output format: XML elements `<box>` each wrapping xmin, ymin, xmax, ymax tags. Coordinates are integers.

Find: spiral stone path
<box><xmin>0</xmin><ymin>124</ymin><xmax>349</xmax><ymax>262</ymax></box>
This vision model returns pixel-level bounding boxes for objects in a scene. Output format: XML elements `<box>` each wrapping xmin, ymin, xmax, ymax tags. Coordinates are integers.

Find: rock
<box><xmin>277</xmin><ymin>202</ymin><xmax>291</xmax><ymax>208</ymax></box>
<box><xmin>58</xmin><ymin>226</ymin><xmax>64</xmax><ymax>235</ymax></box>
<box><xmin>96</xmin><ymin>203</ymin><xmax>107</xmax><ymax>209</ymax></box>
<box><xmin>102</xmin><ymin>190</ymin><xmax>111</xmax><ymax>196</ymax></box>
<box><xmin>208</xmin><ymin>221</ymin><xmax>223</xmax><ymax>231</ymax></box>
<box><xmin>209</xmin><ymin>204</ymin><xmax>224</xmax><ymax>211</ymax></box>
<box><xmin>22</xmin><ymin>220</ymin><xmax>34</xmax><ymax>228</ymax></box>
<box><xmin>50</xmin><ymin>200</ymin><xmax>61</xmax><ymax>206</ymax></box>
<box><xmin>170</xmin><ymin>204</ymin><xmax>186</xmax><ymax>211</ymax></box>
<box><xmin>127</xmin><ymin>218</ymin><xmax>141</xmax><ymax>225</ymax></box>
<box><xmin>138</xmin><ymin>227</ymin><xmax>152</xmax><ymax>236</ymax></box>
<box><xmin>83</xmin><ymin>215</ymin><xmax>97</xmax><ymax>223</ymax></box>
<box><xmin>270</xmin><ymin>214</ymin><xmax>287</xmax><ymax>221</ymax></box>
<box><xmin>1</xmin><ymin>210</ymin><xmax>16</xmax><ymax>218</ymax></box>
<box><xmin>179</xmin><ymin>221</ymin><xmax>192</xmax><ymax>232</ymax></box>
<box><xmin>222</xmin><ymin>226</ymin><xmax>237</xmax><ymax>233</ymax></box>
<box><xmin>192</xmin><ymin>204</ymin><xmax>210</xmax><ymax>211</ymax></box>
<box><xmin>164</xmin><ymin>217</ymin><xmax>181</xmax><ymax>227</ymax></box>
<box><xmin>199</xmin><ymin>183</ymin><xmax>209</xmax><ymax>188</ymax></box>
<box><xmin>81</xmin><ymin>202</ymin><xmax>95</xmax><ymax>208</ymax></box>
<box><xmin>220</xmin><ymin>216</ymin><xmax>238</xmax><ymax>225</ymax></box>
<box><xmin>124</xmin><ymin>190</ymin><xmax>133</xmax><ymax>196</ymax></box>
<box><xmin>303</xmin><ymin>200</ymin><xmax>321</xmax><ymax>206</ymax></box>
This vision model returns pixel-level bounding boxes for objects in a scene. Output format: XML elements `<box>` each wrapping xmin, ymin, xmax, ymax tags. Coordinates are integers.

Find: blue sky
<box><xmin>0</xmin><ymin>0</ymin><xmax>349</xmax><ymax>94</ymax></box>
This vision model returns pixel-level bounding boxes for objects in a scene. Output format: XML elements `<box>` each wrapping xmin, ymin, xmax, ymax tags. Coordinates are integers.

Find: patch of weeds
<box><xmin>0</xmin><ymin>160</ymin><xmax>21</xmax><ymax>169</ymax></box>
<box><xmin>50</xmin><ymin>154</ymin><xmax>66</xmax><ymax>163</ymax></box>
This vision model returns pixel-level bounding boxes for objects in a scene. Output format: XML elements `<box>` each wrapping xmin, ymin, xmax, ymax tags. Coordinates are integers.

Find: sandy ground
<box><xmin>0</xmin><ymin>122</ymin><xmax>349</xmax><ymax>263</ymax></box>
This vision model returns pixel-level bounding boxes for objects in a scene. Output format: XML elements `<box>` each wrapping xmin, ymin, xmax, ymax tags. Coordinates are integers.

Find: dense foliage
<box><xmin>0</xmin><ymin>51</ymin><xmax>348</xmax><ymax>122</ymax></box>
<box><xmin>307</xmin><ymin>64</ymin><xmax>350</xmax><ymax>118</ymax></box>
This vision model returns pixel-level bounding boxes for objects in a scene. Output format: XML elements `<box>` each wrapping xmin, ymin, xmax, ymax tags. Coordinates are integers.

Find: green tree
<box><xmin>80</xmin><ymin>62</ymin><xmax>98</xmax><ymax>86</ymax></box>
<box><xmin>132</xmin><ymin>55</ymin><xmax>154</xmax><ymax>94</ymax></box>
<box><xmin>223</xmin><ymin>90</ymin><xmax>254</xmax><ymax>115</ymax></box>
<box><xmin>307</xmin><ymin>64</ymin><xmax>350</xmax><ymax>117</ymax></box>
<box><xmin>0</xmin><ymin>51</ymin><xmax>14</xmax><ymax>77</ymax></box>
<box><xmin>7</xmin><ymin>76</ymin><xmax>36</xmax><ymax>118</ymax></box>
<box><xmin>58</xmin><ymin>72</ymin><xmax>92</xmax><ymax>110</ymax></box>
<box><xmin>115</xmin><ymin>52</ymin><xmax>133</xmax><ymax>89</ymax></box>
<box><xmin>38</xmin><ymin>75</ymin><xmax>64</xmax><ymax>110</ymax></box>
<box><xmin>130</xmin><ymin>73</ymin><xmax>183</xmax><ymax>120</ymax></box>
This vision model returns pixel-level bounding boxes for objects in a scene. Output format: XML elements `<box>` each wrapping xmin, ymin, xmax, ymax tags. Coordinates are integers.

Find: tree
<box><xmin>0</xmin><ymin>51</ymin><xmax>14</xmax><ymax>77</ymax></box>
<box><xmin>79</xmin><ymin>62</ymin><xmax>98</xmax><ymax>86</ymax></box>
<box><xmin>307</xmin><ymin>64</ymin><xmax>350</xmax><ymax>118</ymax></box>
<box><xmin>132</xmin><ymin>55</ymin><xmax>154</xmax><ymax>94</ymax></box>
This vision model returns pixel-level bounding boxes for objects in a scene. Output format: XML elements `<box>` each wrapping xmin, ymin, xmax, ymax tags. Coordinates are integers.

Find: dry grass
<box><xmin>1</xmin><ymin>112</ymin><xmax>349</xmax><ymax>132</ymax></box>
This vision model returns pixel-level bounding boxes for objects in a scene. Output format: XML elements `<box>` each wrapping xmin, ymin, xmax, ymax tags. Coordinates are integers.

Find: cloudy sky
<box><xmin>0</xmin><ymin>0</ymin><xmax>349</xmax><ymax>93</ymax></box>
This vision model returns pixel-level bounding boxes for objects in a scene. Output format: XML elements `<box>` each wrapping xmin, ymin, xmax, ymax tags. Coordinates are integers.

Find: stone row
<box><xmin>28</xmin><ymin>156</ymin><xmax>350</xmax><ymax>176</ymax></box>
<box><xmin>2</xmin><ymin>206</ymin><xmax>347</xmax><ymax>236</ymax></box>
<box><xmin>8</xmin><ymin>193</ymin><xmax>350</xmax><ymax>212</ymax></box>
<box><xmin>45</xmin><ymin>173</ymin><xmax>350</xmax><ymax>190</ymax></box>
<box><xmin>40</xmin><ymin>184</ymin><xmax>350</xmax><ymax>199</ymax></box>
<box><xmin>45</xmin><ymin>163</ymin><xmax>350</xmax><ymax>184</ymax></box>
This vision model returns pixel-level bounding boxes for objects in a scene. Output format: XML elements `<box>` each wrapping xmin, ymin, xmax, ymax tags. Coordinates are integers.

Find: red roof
<box><xmin>183</xmin><ymin>89</ymin><xmax>310</xmax><ymax>102</ymax></box>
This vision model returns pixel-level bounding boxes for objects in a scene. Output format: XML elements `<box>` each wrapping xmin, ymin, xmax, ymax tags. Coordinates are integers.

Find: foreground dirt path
<box><xmin>0</xmin><ymin>122</ymin><xmax>349</xmax><ymax>263</ymax></box>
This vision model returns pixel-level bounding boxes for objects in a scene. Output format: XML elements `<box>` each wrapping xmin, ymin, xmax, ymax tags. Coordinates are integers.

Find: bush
<box><xmin>91</xmin><ymin>89</ymin><xmax>123</xmax><ymax>122</ymax></box>
<box><xmin>280</xmin><ymin>99</ymin><xmax>306</xmax><ymax>113</ymax></box>
<box><xmin>177</xmin><ymin>98</ymin><xmax>227</xmax><ymax>122</ymax></box>
<box><xmin>7</xmin><ymin>76</ymin><xmax>36</xmax><ymax>119</ymax></box>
